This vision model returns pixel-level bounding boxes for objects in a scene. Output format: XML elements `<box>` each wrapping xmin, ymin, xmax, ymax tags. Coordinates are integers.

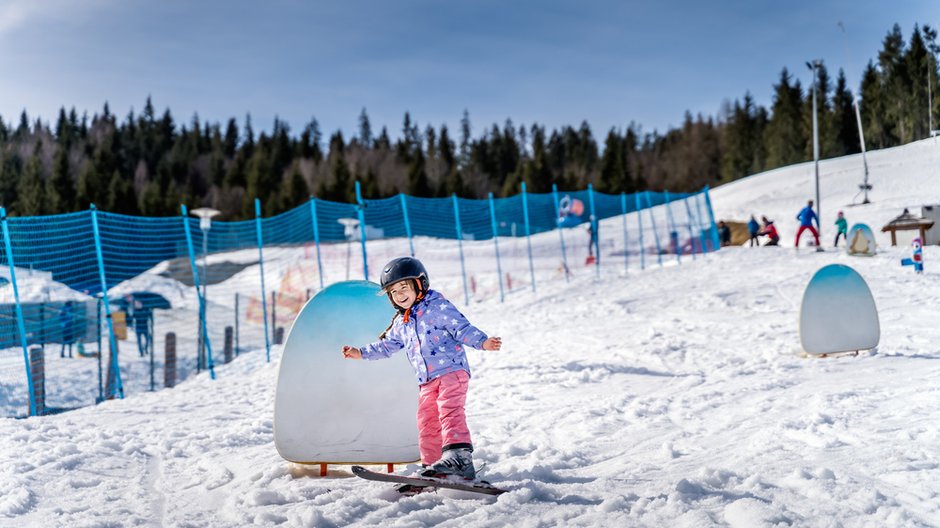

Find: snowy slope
<box><xmin>1</xmin><ymin>139</ymin><xmax>940</xmax><ymax>527</ymax></box>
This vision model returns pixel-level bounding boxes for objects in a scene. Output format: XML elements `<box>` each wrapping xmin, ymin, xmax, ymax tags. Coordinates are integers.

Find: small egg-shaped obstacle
<box><xmin>799</xmin><ymin>264</ymin><xmax>880</xmax><ymax>357</ymax></box>
<box><xmin>274</xmin><ymin>281</ymin><xmax>419</xmax><ymax>468</ymax></box>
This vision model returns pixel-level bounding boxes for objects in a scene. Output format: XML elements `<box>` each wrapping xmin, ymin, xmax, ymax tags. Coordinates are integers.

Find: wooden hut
<box><xmin>881</xmin><ymin>209</ymin><xmax>935</xmax><ymax>246</ymax></box>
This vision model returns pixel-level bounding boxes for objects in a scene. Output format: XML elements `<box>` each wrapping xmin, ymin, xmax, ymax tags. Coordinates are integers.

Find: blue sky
<box><xmin>0</xmin><ymin>0</ymin><xmax>935</xmax><ymax>142</ymax></box>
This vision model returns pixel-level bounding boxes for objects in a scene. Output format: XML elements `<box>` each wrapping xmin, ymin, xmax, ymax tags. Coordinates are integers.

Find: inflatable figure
<box><xmin>901</xmin><ymin>237</ymin><xmax>924</xmax><ymax>273</ymax></box>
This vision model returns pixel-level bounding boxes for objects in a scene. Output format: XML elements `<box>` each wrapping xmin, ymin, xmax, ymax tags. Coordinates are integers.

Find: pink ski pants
<box><xmin>416</xmin><ymin>370</ymin><xmax>472</xmax><ymax>464</ymax></box>
<box><xmin>795</xmin><ymin>225</ymin><xmax>820</xmax><ymax>247</ymax></box>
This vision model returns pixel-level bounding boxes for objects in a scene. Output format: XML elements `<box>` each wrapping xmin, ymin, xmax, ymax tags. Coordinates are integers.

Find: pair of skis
<box><xmin>351</xmin><ymin>465</ymin><xmax>506</xmax><ymax>496</ymax></box>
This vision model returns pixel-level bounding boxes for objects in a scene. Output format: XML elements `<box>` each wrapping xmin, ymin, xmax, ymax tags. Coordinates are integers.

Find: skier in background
<box><xmin>794</xmin><ymin>199</ymin><xmax>821</xmax><ymax>248</ymax></box>
<box><xmin>833</xmin><ymin>211</ymin><xmax>848</xmax><ymax>247</ymax></box>
<box><xmin>759</xmin><ymin>216</ymin><xmax>780</xmax><ymax>246</ymax></box>
<box><xmin>748</xmin><ymin>215</ymin><xmax>760</xmax><ymax>247</ymax></box>
<box><xmin>342</xmin><ymin>257</ymin><xmax>502</xmax><ymax>480</ymax></box>
<box><xmin>717</xmin><ymin>221</ymin><xmax>732</xmax><ymax>247</ymax></box>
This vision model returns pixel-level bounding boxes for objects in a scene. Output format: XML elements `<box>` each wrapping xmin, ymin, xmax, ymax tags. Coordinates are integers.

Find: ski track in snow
<box><xmin>2</xmin><ymin>139</ymin><xmax>940</xmax><ymax>526</ymax></box>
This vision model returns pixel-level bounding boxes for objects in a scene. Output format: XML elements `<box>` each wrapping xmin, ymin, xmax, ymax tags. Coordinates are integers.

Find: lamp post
<box><xmin>807</xmin><ymin>59</ymin><xmax>824</xmax><ymax>252</ymax></box>
<box><xmin>837</xmin><ymin>21</ymin><xmax>872</xmax><ymax>204</ymax></box>
<box><xmin>190</xmin><ymin>207</ymin><xmax>220</xmax><ymax>370</ymax></box>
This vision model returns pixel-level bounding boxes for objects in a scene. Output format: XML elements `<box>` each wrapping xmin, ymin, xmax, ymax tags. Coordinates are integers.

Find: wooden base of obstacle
<box><xmin>317</xmin><ymin>463</ymin><xmax>396</xmax><ymax>477</ymax></box>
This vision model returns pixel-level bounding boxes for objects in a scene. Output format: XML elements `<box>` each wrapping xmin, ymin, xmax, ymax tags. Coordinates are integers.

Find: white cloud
<box><xmin>0</xmin><ymin>0</ymin><xmax>110</xmax><ymax>36</ymax></box>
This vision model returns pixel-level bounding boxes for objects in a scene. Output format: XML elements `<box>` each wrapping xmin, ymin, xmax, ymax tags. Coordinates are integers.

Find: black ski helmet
<box><xmin>380</xmin><ymin>257</ymin><xmax>430</xmax><ymax>294</ymax></box>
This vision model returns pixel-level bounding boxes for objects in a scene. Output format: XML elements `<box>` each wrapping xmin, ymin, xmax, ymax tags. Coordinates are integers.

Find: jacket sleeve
<box><xmin>359</xmin><ymin>319</ymin><xmax>405</xmax><ymax>360</ymax></box>
<box><xmin>436</xmin><ymin>298</ymin><xmax>488</xmax><ymax>349</ymax></box>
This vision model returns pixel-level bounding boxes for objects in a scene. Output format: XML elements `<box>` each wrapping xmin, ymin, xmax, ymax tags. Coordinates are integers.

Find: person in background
<box><xmin>717</xmin><ymin>221</ymin><xmax>732</xmax><ymax>247</ymax></box>
<box><xmin>834</xmin><ymin>211</ymin><xmax>848</xmax><ymax>247</ymax></box>
<box><xmin>748</xmin><ymin>215</ymin><xmax>760</xmax><ymax>247</ymax></box>
<box><xmin>759</xmin><ymin>216</ymin><xmax>780</xmax><ymax>246</ymax></box>
<box><xmin>794</xmin><ymin>199</ymin><xmax>821</xmax><ymax>248</ymax></box>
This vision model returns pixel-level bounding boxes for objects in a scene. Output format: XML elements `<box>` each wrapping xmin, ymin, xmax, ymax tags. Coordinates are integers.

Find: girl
<box><xmin>341</xmin><ymin>257</ymin><xmax>501</xmax><ymax>480</ymax></box>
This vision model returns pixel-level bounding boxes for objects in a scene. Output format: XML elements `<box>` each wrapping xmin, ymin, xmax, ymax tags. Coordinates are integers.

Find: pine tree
<box><xmin>764</xmin><ymin>68</ymin><xmax>806</xmax><ymax>168</ymax></box>
<box><xmin>50</xmin><ymin>145</ymin><xmax>75</xmax><ymax>211</ymax></box>
<box><xmin>223</xmin><ymin>118</ymin><xmax>239</xmax><ymax>157</ymax></box>
<box><xmin>16</xmin><ymin>149</ymin><xmax>45</xmax><ymax>215</ymax></box>
<box><xmin>831</xmin><ymin>70</ymin><xmax>860</xmax><ymax>156</ymax></box>
<box><xmin>358</xmin><ymin>108</ymin><xmax>373</xmax><ymax>148</ymax></box>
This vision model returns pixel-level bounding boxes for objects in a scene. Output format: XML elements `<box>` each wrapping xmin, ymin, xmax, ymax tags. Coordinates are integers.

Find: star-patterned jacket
<box><xmin>358</xmin><ymin>289</ymin><xmax>488</xmax><ymax>384</ymax></box>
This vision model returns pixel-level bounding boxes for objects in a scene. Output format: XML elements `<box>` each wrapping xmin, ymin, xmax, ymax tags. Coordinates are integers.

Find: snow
<box><xmin>2</xmin><ymin>138</ymin><xmax>940</xmax><ymax>526</ymax></box>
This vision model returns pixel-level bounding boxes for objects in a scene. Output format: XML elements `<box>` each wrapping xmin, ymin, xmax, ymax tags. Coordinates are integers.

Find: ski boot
<box><xmin>422</xmin><ymin>444</ymin><xmax>475</xmax><ymax>480</ymax></box>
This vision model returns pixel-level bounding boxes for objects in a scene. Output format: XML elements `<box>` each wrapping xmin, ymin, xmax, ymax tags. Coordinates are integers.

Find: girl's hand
<box><xmin>482</xmin><ymin>337</ymin><xmax>502</xmax><ymax>351</ymax></box>
<box><xmin>342</xmin><ymin>346</ymin><xmax>362</xmax><ymax>359</ymax></box>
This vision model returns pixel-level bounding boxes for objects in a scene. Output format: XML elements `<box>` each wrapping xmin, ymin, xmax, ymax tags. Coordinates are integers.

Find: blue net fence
<box><xmin>0</xmin><ymin>185</ymin><xmax>719</xmax><ymax>417</ymax></box>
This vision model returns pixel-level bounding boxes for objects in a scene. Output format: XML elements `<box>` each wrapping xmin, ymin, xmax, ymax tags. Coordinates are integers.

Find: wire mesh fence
<box><xmin>0</xmin><ymin>185</ymin><xmax>719</xmax><ymax>417</ymax></box>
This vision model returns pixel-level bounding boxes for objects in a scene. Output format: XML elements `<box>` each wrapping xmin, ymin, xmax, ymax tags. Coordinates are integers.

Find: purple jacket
<box><xmin>359</xmin><ymin>290</ymin><xmax>488</xmax><ymax>384</ymax></box>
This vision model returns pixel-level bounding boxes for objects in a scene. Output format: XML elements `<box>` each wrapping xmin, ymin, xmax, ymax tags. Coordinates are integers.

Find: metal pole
<box><xmin>1</xmin><ymin>208</ymin><xmax>37</xmax><ymax>416</ymax></box>
<box><xmin>355</xmin><ymin>181</ymin><xmax>369</xmax><ymax>280</ymax></box>
<box><xmin>809</xmin><ymin>60</ymin><xmax>822</xmax><ymax>249</ymax></box>
<box><xmin>587</xmin><ymin>184</ymin><xmax>600</xmax><ymax>278</ymax></box>
<box><xmin>551</xmin><ymin>184</ymin><xmax>570</xmax><ymax>282</ymax></box>
<box><xmin>254</xmin><ymin>199</ymin><xmax>271</xmax><ymax>363</ymax></box>
<box><xmin>308</xmin><ymin>198</ymin><xmax>324</xmax><ymax>290</ymax></box>
<box><xmin>90</xmin><ymin>205</ymin><xmax>125</xmax><ymax>397</ymax></box>
<box><xmin>181</xmin><ymin>205</ymin><xmax>216</xmax><ymax>379</ymax></box>
<box><xmin>838</xmin><ymin>22</ymin><xmax>871</xmax><ymax>203</ymax></box>
<box><xmin>634</xmin><ymin>192</ymin><xmax>646</xmax><ymax>270</ymax></box>
<box><xmin>488</xmin><ymin>193</ymin><xmax>505</xmax><ymax>303</ymax></box>
<box><xmin>664</xmin><ymin>191</ymin><xmax>681</xmax><ymax>264</ymax></box>
<box><xmin>521</xmin><ymin>182</ymin><xmax>536</xmax><ymax>293</ymax></box>
<box><xmin>452</xmin><ymin>194</ymin><xmax>470</xmax><ymax>305</ymax></box>
<box><xmin>703</xmin><ymin>186</ymin><xmax>721</xmax><ymax>251</ymax></box>
<box><xmin>400</xmin><ymin>193</ymin><xmax>415</xmax><ymax>257</ymax></box>
<box><xmin>645</xmin><ymin>192</ymin><xmax>663</xmax><ymax>266</ymax></box>
<box><xmin>620</xmin><ymin>192</ymin><xmax>629</xmax><ymax>272</ymax></box>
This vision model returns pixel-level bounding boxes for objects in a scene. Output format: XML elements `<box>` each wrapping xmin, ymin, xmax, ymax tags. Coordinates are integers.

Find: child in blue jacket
<box><xmin>342</xmin><ymin>257</ymin><xmax>501</xmax><ymax>480</ymax></box>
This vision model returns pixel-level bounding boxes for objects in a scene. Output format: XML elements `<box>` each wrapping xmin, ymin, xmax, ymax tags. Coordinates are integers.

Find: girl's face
<box><xmin>388</xmin><ymin>279</ymin><xmax>417</xmax><ymax>310</ymax></box>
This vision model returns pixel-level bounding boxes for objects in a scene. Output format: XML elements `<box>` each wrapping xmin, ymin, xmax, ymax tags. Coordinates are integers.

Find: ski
<box><xmin>351</xmin><ymin>465</ymin><xmax>507</xmax><ymax>496</ymax></box>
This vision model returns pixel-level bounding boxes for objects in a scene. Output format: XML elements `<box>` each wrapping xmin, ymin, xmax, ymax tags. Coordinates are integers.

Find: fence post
<box><xmin>164</xmin><ymin>332</ymin><xmax>176</xmax><ymax>388</ymax></box>
<box><xmin>488</xmin><ymin>193</ymin><xmax>505</xmax><ymax>303</ymax></box>
<box><xmin>224</xmin><ymin>326</ymin><xmax>233</xmax><ymax>364</ymax></box>
<box><xmin>692</xmin><ymin>191</ymin><xmax>710</xmax><ymax>253</ymax></box>
<box><xmin>308</xmin><ymin>197</ymin><xmax>325</xmax><ymax>290</ymax></box>
<box><xmin>682</xmin><ymin>196</ymin><xmax>699</xmax><ymax>259</ymax></box>
<box><xmin>355</xmin><ymin>181</ymin><xmax>369</xmax><ymax>280</ymax></box>
<box><xmin>644</xmin><ymin>192</ymin><xmax>663</xmax><ymax>266</ymax></box>
<box><xmin>400</xmin><ymin>194</ymin><xmax>415</xmax><ymax>257</ymax></box>
<box><xmin>181</xmin><ymin>205</ymin><xmax>216</xmax><ymax>379</ymax></box>
<box><xmin>0</xmin><ymin>207</ymin><xmax>37</xmax><ymax>417</ymax></box>
<box><xmin>634</xmin><ymin>193</ymin><xmax>646</xmax><ymax>270</ymax></box>
<box><xmin>551</xmin><ymin>184</ymin><xmax>570</xmax><ymax>282</ymax></box>
<box><xmin>91</xmin><ymin>205</ymin><xmax>125</xmax><ymax>398</ymax></box>
<box><xmin>254</xmin><ymin>199</ymin><xmax>272</xmax><ymax>363</ymax></box>
<box><xmin>588</xmin><ymin>184</ymin><xmax>600</xmax><ymax>277</ymax></box>
<box><xmin>620</xmin><ymin>193</ymin><xmax>629</xmax><ymax>272</ymax></box>
<box><xmin>234</xmin><ymin>292</ymin><xmax>240</xmax><ymax>356</ymax></box>
<box><xmin>452</xmin><ymin>194</ymin><xmax>470</xmax><ymax>305</ymax></box>
<box><xmin>664</xmin><ymin>191</ymin><xmax>681</xmax><ymax>264</ymax></box>
<box><xmin>29</xmin><ymin>346</ymin><xmax>44</xmax><ymax>416</ymax></box>
<box><xmin>521</xmin><ymin>182</ymin><xmax>536</xmax><ymax>293</ymax></box>
<box><xmin>96</xmin><ymin>296</ymin><xmax>103</xmax><ymax>401</ymax></box>
<box><xmin>271</xmin><ymin>290</ymin><xmax>277</xmax><ymax>344</ymax></box>
<box><xmin>703</xmin><ymin>186</ymin><xmax>721</xmax><ymax>251</ymax></box>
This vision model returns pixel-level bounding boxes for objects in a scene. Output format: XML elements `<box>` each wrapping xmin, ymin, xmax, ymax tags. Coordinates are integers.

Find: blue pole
<box><xmin>703</xmin><ymin>186</ymin><xmax>721</xmax><ymax>251</ymax></box>
<box><xmin>588</xmin><ymin>184</ymin><xmax>600</xmax><ymax>278</ymax></box>
<box><xmin>664</xmin><ymin>191</ymin><xmax>681</xmax><ymax>265</ymax></box>
<box><xmin>355</xmin><ymin>181</ymin><xmax>369</xmax><ymax>280</ymax></box>
<box><xmin>90</xmin><ymin>205</ymin><xmax>124</xmax><ymax>398</ymax></box>
<box><xmin>308</xmin><ymin>197</ymin><xmax>324</xmax><ymax>290</ymax></box>
<box><xmin>488</xmin><ymin>193</ymin><xmax>505</xmax><ymax>303</ymax></box>
<box><xmin>521</xmin><ymin>182</ymin><xmax>537</xmax><ymax>293</ymax></box>
<box><xmin>645</xmin><ymin>191</ymin><xmax>663</xmax><ymax>266</ymax></box>
<box><xmin>452</xmin><ymin>194</ymin><xmax>470</xmax><ymax>305</ymax></box>
<box><xmin>254</xmin><ymin>199</ymin><xmax>272</xmax><ymax>363</ymax></box>
<box><xmin>1</xmin><ymin>208</ymin><xmax>36</xmax><ymax>416</ymax></box>
<box><xmin>693</xmin><ymin>191</ymin><xmax>710</xmax><ymax>254</ymax></box>
<box><xmin>551</xmin><ymin>184</ymin><xmax>570</xmax><ymax>282</ymax></box>
<box><xmin>180</xmin><ymin>205</ymin><xmax>216</xmax><ymax>379</ymax></box>
<box><xmin>400</xmin><ymin>193</ymin><xmax>415</xmax><ymax>257</ymax></box>
<box><xmin>682</xmin><ymin>196</ymin><xmax>698</xmax><ymax>260</ymax></box>
<box><xmin>620</xmin><ymin>192</ymin><xmax>629</xmax><ymax>272</ymax></box>
<box><xmin>634</xmin><ymin>192</ymin><xmax>646</xmax><ymax>270</ymax></box>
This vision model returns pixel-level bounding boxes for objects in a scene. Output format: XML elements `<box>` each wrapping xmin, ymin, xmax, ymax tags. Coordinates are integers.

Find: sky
<box><xmin>0</xmin><ymin>0</ymin><xmax>936</xmax><ymax>142</ymax></box>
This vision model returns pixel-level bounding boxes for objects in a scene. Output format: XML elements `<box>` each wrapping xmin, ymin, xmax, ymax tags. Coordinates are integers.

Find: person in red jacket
<box><xmin>759</xmin><ymin>216</ymin><xmax>780</xmax><ymax>246</ymax></box>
